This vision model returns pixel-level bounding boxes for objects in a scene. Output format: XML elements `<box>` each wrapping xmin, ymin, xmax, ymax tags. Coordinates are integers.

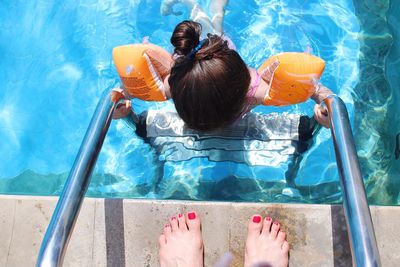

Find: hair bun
<box><xmin>171</xmin><ymin>20</ymin><xmax>202</xmax><ymax>56</ymax></box>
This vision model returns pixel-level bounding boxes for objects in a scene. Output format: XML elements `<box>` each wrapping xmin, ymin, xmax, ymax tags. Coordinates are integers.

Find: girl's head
<box><xmin>169</xmin><ymin>20</ymin><xmax>250</xmax><ymax>131</ymax></box>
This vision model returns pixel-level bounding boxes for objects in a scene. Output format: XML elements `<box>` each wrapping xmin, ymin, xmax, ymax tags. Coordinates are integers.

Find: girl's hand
<box><xmin>314</xmin><ymin>104</ymin><xmax>330</xmax><ymax>128</ymax></box>
<box><xmin>111</xmin><ymin>88</ymin><xmax>125</xmax><ymax>103</ymax></box>
<box><xmin>112</xmin><ymin>100</ymin><xmax>132</xmax><ymax>120</ymax></box>
<box><xmin>110</xmin><ymin>88</ymin><xmax>133</xmax><ymax>119</ymax></box>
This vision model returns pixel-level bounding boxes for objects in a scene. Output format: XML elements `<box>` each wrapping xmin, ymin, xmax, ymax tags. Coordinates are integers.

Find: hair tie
<box><xmin>188</xmin><ymin>39</ymin><xmax>207</xmax><ymax>59</ymax></box>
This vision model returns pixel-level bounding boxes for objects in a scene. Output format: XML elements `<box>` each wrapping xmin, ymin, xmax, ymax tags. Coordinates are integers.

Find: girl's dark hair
<box><xmin>169</xmin><ymin>20</ymin><xmax>251</xmax><ymax>131</ymax></box>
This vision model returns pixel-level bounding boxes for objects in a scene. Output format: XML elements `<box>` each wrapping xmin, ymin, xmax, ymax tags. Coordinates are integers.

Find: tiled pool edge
<box><xmin>0</xmin><ymin>195</ymin><xmax>398</xmax><ymax>267</ymax></box>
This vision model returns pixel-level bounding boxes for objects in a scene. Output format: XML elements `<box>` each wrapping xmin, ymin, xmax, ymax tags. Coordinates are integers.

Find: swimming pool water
<box><xmin>0</xmin><ymin>0</ymin><xmax>398</xmax><ymax>204</ymax></box>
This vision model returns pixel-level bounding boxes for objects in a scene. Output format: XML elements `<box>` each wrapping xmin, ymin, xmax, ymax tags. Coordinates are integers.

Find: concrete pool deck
<box><xmin>0</xmin><ymin>195</ymin><xmax>398</xmax><ymax>266</ymax></box>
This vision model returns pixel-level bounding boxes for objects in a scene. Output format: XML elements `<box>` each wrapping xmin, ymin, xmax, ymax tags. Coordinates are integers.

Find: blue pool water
<box><xmin>0</xmin><ymin>0</ymin><xmax>398</xmax><ymax>204</ymax></box>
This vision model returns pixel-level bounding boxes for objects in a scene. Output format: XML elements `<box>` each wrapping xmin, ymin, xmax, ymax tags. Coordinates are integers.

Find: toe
<box><xmin>248</xmin><ymin>214</ymin><xmax>263</xmax><ymax>237</ymax></box>
<box><xmin>158</xmin><ymin>234</ymin><xmax>167</xmax><ymax>246</ymax></box>
<box><xmin>177</xmin><ymin>213</ymin><xmax>188</xmax><ymax>231</ymax></box>
<box><xmin>282</xmin><ymin>240</ymin><xmax>290</xmax><ymax>253</ymax></box>
<box><xmin>270</xmin><ymin>221</ymin><xmax>280</xmax><ymax>239</ymax></box>
<box><xmin>277</xmin><ymin>231</ymin><xmax>286</xmax><ymax>244</ymax></box>
<box><xmin>164</xmin><ymin>224</ymin><xmax>172</xmax><ymax>239</ymax></box>
<box><xmin>261</xmin><ymin>216</ymin><xmax>273</xmax><ymax>235</ymax></box>
<box><xmin>186</xmin><ymin>211</ymin><xmax>201</xmax><ymax>232</ymax></box>
<box><xmin>170</xmin><ymin>216</ymin><xmax>178</xmax><ymax>232</ymax></box>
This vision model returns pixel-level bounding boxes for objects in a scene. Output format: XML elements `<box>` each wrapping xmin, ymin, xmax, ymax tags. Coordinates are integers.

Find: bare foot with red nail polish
<box><xmin>159</xmin><ymin>211</ymin><xmax>204</xmax><ymax>267</ymax></box>
<box><xmin>244</xmin><ymin>215</ymin><xmax>289</xmax><ymax>267</ymax></box>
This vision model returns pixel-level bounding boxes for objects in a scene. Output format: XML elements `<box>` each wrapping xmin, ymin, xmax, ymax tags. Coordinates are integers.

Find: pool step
<box><xmin>0</xmin><ymin>195</ymin><xmax>398</xmax><ymax>267</ymax></box>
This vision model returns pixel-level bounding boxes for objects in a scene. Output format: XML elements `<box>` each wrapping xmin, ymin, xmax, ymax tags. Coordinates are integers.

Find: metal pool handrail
<box><xmin>324</xmin><ymin>95</ymin><xmax>381</xmax><ymax>267</ymax></box>
<box><xmin>36</xmin><ymin>90</ymin><xmax>380</xmax><ymax>266</ymax></box>
<box><xmin>36</xmin><ymin>89</ymin><xmax>117</xmax><ymax>267</ymax></box>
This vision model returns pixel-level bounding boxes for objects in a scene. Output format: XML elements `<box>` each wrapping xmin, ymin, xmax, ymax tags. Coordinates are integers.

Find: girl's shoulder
<box><xmin>248</xmin><ymin>68</ymin><xmax>270</xmax><ymax>106</ymax></box>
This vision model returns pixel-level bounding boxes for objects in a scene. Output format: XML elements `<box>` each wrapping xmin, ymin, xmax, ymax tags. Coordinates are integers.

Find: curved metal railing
<box><xmin>36</xmin><ymin>91</ymin><xmax>381</xmax><ymax>267</ymax></box>
<box><xmin>36</xmin><ymin>89</ymin><xmax>117</xmax><ymax>267</ymax></box>
<box><xmin>324</xmin><ymin>95</ymin><xmax>381</xmax><ymax>267</ymax></box>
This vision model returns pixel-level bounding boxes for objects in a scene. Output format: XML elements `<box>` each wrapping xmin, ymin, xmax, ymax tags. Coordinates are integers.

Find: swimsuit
<box><xmin>134</xmin><ymin>110</ymin><xmax>308</xmax><ymax>162</ymax></box>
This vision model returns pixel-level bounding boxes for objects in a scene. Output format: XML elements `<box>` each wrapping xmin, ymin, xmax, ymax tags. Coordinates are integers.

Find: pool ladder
<box><xmin>36</xmin><ymin>90</ymin><xmax>381</xmax><ymax>267</ymax></box>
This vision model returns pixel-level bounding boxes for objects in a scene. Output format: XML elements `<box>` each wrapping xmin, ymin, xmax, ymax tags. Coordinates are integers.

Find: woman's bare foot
<box><xmin>244</xmin><ymin>215</ymin><xmax>289</xmax><ymax>267</ymax></box>
<box><xmin>159</xmin><ymin>211</ymin><xmax>204</xmax><ymax>267</ymax></box>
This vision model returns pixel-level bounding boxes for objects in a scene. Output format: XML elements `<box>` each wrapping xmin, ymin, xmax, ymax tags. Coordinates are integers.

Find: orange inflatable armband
<box><xmin>259</xmin><ymin>52</ymin><xmax>325</xmax><ymax>106</ymax></box>
<box><xmin>113</xmin><ymin>44</ymin><xmax>171</xmax><ymax>101</ymax></box>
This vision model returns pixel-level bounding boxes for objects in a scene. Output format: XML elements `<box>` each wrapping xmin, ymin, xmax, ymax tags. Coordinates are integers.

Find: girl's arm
<box><xmin>145</xmin><ymin>48</ymin><xmax>173</xmax><ymax>99</ymax></box>
<box><xmin>253</xmin><ymin>61</ymin><xmax>334</xmax><ymax>106</ymax></box>
<box><xmin>311</xmin><ymin>84</ymin><xmax>334</xmax><ymax>104</ymax></box>
<box><xmin>163</xmin><ymin>74</ymin><xmax>171</xmax><ymax>99</ymax></box>
<box><xmin>252</xmin><ymin>60</ymin><xmax>280</xmax><ymax>105</ymax></box>
<box><xmin>251</xmin><ymin>63</ymin><xmax>333</xmax><ymax>128</ymax></box>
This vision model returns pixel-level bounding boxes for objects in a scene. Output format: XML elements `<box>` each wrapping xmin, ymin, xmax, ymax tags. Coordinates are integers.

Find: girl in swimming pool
<box><xmin>113</xmin><ymin>20</ymin><xmax>332</xmax><ymax>130</ymax></box>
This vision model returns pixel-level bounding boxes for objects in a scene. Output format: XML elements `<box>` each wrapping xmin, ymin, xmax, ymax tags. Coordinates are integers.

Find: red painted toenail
<box><xmin>178</xmin><ymin>214</ymin><xmax>183</xmax><ymax>218</ymax></box>
<box><xmin>274</xmin><ymin>221</ymin><xmax>279</xmax><ymax>225</ymax></box>
<box><xmin>188</xmin><ymin>212</ymin><xmax>196</xmax><ymax>220</ymax></box>
<box><xmin>165</xmin><ymin>224</ymin><xmax>170</xmax><ymax>228</ymax></box>
<box><xmin>266</xmin><ymin>217</ymin><xmax>272</xmax><ymax>221</ymax></box>
<box><xmin>253</xmin><ymin>216</ymin><xmax>261</xmax><ymax>223</ymax></box>
<box><xmin>171</xmin><ymin>216</ymin><xmax>176</xmax><ymax>220</ymax></box>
